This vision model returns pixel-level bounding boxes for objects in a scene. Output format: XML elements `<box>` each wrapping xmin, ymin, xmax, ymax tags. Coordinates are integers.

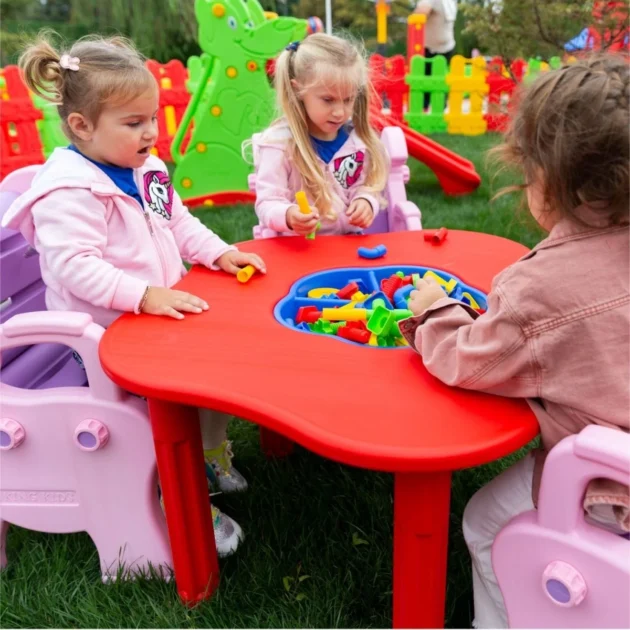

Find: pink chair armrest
<box><xmin>388</xmin><ymin>201</ymin><xmax>422</xmax><ymax>232</ymax></box>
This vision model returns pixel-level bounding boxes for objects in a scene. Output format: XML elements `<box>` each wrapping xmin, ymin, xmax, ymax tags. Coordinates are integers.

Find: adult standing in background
<box><xmin>414</xmin><ymin>0</ymin><xmax>458</xmax><ymax>108</ymax></box>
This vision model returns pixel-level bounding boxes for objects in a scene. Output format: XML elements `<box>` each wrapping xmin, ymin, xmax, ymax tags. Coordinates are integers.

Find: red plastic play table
<box><xmin>99</xmin><ymin>231</ymin><xmax>539</xmax><ymax>628</ymax></box>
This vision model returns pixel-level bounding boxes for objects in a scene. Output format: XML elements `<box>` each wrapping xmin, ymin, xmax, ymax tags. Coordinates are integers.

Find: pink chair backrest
<box><xmin>0</xmin><ymin>312</ymin><xmax>172</xmax><ymax>579</ymax></box>
<box><xmin>249</xmin><ymin>126</ymin><xmax>422</xmax><ymax>239</ymax></box>
<box><xmin>492</xmin><ymin>425</ymin><xmax>630</xmax><ymax>628</ymax></box>
<box><xmin>0</xmin><ymin>165</ymin><xmax>87</xmax><ymax>390</ymax></box>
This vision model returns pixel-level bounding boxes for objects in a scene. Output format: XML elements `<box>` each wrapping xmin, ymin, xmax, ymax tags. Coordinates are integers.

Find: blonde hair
<box><xmin>273</xmin><ymin>33</ymin><xmax>388</xmax><ymax>219</ymax></box>
<box><xmin>19</xmin><ymin>31</ymin><xmax>156</xmax><ymax>141</ymax></box>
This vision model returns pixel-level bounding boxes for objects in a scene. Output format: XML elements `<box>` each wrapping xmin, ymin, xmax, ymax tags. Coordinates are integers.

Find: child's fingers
<box><xmin>163</xmin><ymin>306</ymin><xmax>185</xmax><ymax>320</ymax></box>
<box><xmin>174</xmin><ymin>299</ymin><xmax>203</xmax><ymax>314</ymax></box>
<box><xmin>246</xmin><ymin>254</ymin><xmax>267</xmax><ymax>273</ymax></box>
<box><xmin>176</xmin><ymin>291</ymin><xmax>209</xmax><ymax>310</ymax></box>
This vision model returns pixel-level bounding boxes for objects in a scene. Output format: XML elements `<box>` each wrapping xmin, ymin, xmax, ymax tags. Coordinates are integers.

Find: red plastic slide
<box><xmin>371</xmin><ymin>110</ymin><xmax>481</xmax><ymax>196</ymax></box>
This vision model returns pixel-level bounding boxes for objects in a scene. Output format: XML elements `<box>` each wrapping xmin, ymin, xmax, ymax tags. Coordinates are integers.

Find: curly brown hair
<box><xmin>494</xmin><ymin>53</ymin><xmax>629</xmax><ymax>228</ymax></box>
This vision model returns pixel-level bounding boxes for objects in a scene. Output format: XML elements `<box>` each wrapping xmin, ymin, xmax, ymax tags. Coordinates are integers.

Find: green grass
<box><xmin>0</xmin><ymin>134</ymin><xmax>542</xmax><ymax>629</ymax></box>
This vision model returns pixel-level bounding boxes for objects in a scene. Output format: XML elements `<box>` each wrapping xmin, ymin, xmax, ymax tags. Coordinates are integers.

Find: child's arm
<box><xmin>31</xmin><ymin>189</ymin><xmax>148</xmax><ymax>313</ymax></box>
<box><xmin>254</xmin><ymin>145</ymin><xmax>296</xmax><ymax>233</ymax></box>
<box><xmin>167</xmin><ymin>186</ymin><xmax>236</xmax><ymax>269</ymax></box>
<box><xmin>399</xmin><ymin>282</ymin><xmax>539</xmax><ymax>398</ymax></box>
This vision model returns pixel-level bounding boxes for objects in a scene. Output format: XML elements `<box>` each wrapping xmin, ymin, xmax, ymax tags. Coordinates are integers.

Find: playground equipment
<box><xmin>170</xmin><ymin>0</ymin><xmax>307</xmax><ymax>205</ymax></box>
<box><xmin>0</xmin><ymin>67</ymin><xmax>45</xmax><ymax>179</ymax></box>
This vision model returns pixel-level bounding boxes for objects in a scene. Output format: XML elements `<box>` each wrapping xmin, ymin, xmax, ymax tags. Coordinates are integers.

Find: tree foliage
<box><xmin>461</xmin><ymin>0</ymin><xmax>629</xmax><ymax>62</ymax></box>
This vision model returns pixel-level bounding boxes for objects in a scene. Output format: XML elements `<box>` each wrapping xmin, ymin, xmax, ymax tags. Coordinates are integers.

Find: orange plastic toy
<box><xmin>100</xmin><ymin>231</ymin><xmax>538</xmax><ymax>628</ymax></box>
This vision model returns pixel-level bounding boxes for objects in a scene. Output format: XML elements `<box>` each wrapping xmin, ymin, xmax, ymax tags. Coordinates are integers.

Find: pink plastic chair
<box><xmin>249</xmin><ymin>126</ymin><xmax>422</xmax><ymax>239</ymax></box>
<box><xmin>492</xmin><ymin>425</ymin><xmax>630</xmax><ymax>628</ymax></box>
<box><xmin>0</xmin><ymin>311</ymin><xmax>172</xmax><ymax>580</ymax></box>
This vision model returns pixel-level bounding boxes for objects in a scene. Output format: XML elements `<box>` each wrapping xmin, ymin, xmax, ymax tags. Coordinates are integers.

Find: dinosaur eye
<box><xmin>227</xmin><ymin>16</ymin><xmax>238</xmax><ymax>29</ymax></box>
<box><xmin>246</xmin><ymin>20</ymin><xmax>253</xmax><ymax>28</ymax></box>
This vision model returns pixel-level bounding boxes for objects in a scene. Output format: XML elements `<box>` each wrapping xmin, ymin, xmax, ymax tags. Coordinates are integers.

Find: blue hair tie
<box><xmin>286</xmin><ymin>41</ymin><xmax>300</xmax><ymax>53</ymax></box>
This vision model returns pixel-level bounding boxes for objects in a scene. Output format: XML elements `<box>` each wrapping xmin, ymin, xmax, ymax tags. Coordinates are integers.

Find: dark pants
<box><xmin>424</xmin><ymin>47</ymin><xmax>455</xmax><ymax>110</ymax></box>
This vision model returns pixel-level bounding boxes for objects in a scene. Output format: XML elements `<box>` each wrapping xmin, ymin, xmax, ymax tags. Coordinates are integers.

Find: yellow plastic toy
<box><xmin>445</xmin><ymin>55</ymin><xmax>488</xmax><ymax>136</ymax></box>
<box><xmin>322</xmin><ymin>308</ymin><xmax>368</xmax><ymax>322</ymax></box>
<box><xmin>423</xmin><ymin>270</ymin><xmax>457</xmax><ymax>295</ymax></box>
<box><xmin>351</xmin><ymin>291</ymin><xmax>369</xmax><ymax>302</ymax></box>
<box><xmin>368</xmin><ymin>333</ymin><xmax>378</xmax><ymax>346</ymax></box>
<box><xmin>461</xmin><ymin>291</ymin><xmax>481</xmax><ymax>310</ymax></box>
<box><xmin>236</xmin><ymin>264</ymin><xmax>256</xmax><ymax>283</ymax></box>
<box><xmin>307</xmin><ymin>288</ymin><xmax>339</xmax><ymax>298</ymax></box>
<box><xmin>295</xmin><ymin>190</ymin><xmax>319</xmax><ymax>240</ymax></box>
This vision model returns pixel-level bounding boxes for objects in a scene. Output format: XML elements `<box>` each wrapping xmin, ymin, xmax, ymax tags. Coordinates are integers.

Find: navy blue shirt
<box><xmin>68</xmin><ymin>145</ymin><xmax>144</xmax><ymax>208</ymax></box>
<box><xmin>310</xmin><ymin>127</ymin><xmax>350</xmax><ymax>164</ymax></box>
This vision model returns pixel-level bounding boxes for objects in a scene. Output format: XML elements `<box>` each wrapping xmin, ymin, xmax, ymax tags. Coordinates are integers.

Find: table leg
<box><xmin>148</xmin><ymin>398</ymin><xmax>219</xmax><ymax>604</ymax></box>
<box><xmin>259</xmin><ymin>427</ymin><xmax>295</xmax><ymax>458</ymax></box>
<box><xmin>393</xmin><ymin>471</ymin><xmax>452</xmax><ymax>629</ymax></box>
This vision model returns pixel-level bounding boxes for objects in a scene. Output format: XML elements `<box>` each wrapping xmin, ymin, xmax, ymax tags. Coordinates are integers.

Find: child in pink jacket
<box><xmin>3</xmin><ymin>34</ymin><xmax>265</xmax><ymax>556</ymax></box>
<box><xmin>399</xmin><ymin>55</ymin><xmax>629</xmax><ymax>628</ymax></box>
<box><xmin>251</xmin><ymin>34</ymin><xmax>394</xmax><ymax>237</ymax></box>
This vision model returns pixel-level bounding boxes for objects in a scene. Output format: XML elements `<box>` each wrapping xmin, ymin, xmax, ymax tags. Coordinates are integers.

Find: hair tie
<box><xmin>285</xmin><ymin>41</ymin><xmax>300</xmax><ymax>53</ymax></box>
<box><xmin>59</xmin><ymin>54</ymin><xmax>80</xmax><ymax>71</ymax></box>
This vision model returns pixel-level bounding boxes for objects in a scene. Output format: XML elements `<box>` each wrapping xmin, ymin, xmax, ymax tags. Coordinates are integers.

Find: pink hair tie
<box><xmin>59</xmin><ymin>54</ymin><xmax>80</xmax><ymax>71</ymax></box>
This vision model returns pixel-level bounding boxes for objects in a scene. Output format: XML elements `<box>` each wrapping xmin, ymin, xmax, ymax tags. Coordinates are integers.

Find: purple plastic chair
<box><xmin>249</xmin><ymin>126</ymin><xmax>423</xmax><ymax>239</ymax></box>
<box><xmin>492</xmin><ymin>425</ymin><xmax>630</xmax><ymax>628</ymax></box>
<box><xmin>0</xmin><ymin>165</ymin><xmax>87</xmax><ymax>389</ymax></box>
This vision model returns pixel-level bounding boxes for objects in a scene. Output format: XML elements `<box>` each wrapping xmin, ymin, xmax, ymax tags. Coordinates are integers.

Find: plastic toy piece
<box><xmin>393</xmin><ymin>285</ymin><xmax>415</xmax><ymax>309</ymax></box>
<box><xmin>337</xmin><ymin>325</ymin><xmax>371</xmax><ymax>344</ymax></box>
<box><xmin>394</xmin><ymin>337</ymin><xmax>409</xmax><ymax>346</ymax></box>
<box><xmin>321</xmin><ymin>308</ymin><xmax>372</xmax><ymax>322</ymax></box>
<box><xmin>461</xmin><ymin>291</ymin><xmax>481</xmax><ymax>310</ymax></box>
<box><xmin>423</xmin><ymin>270</ymin><xmax>457</xmax><ymax>295</ymax></box>
<box><xmin>236</xmin><ymin>264</ymin><xmax>256</xmax><ymax>283</ymax></box>
<box><xmin>381</xmin><ymin>275</ymin><xmax>404</xmax><ymax>301</ymax></box>
<box><xmin>411</xmin><ymin>273</ymin><xmax>421</xmax><ymax>288</ymax></box>
<box><xmin>307</xmin><ymin>287</ymin><xmax>339</xmax><ymax>298</ymax></box>
<box><xmin>367</xmin><ymin>305</ymin><xmax>395</xmax><ymax>336</ymax></box>
<box><xmin>296</xmin><ymin>191</ymin><xmax>319</xmax><ymax>240</ymax></box>
<box><xmin>337</xmin><ymin>282</ymin><xmax>360</xmax><ymax>300</ymax></box>
<box><xmin>392</xmin><ymin>309</ymin><xmax>413</xmax><ymax>321</ymax></box>
<box><xmin>351</xmin><ymin>291</ymin><xmax>368</xmax><ymax>302</ymax></box>
<box><xmin>296</xmin><ymin>306</ymin><xmax>322</xmax><ymax>324</ymax></box>
<box><xmin>364</xmin><ymin>291</ymin><xmax>393</xmax><ymax>310</ymax></box>
<box><xmin>358</xmin><ymin>244</ymin><xmax>387</xmax><ymax>259</ymax></box>
<box><xmin>424</xmin><ymin>227</ymin><xmax>448</xmax><ymax>244</ymax></box>
<box><xmin>368</xmin><ymin>333</ymin><xmax>378</xmax><ymax>346</ymax></box>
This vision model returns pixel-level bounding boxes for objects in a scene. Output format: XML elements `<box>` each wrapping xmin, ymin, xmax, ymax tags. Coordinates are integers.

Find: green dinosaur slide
<box><xmin>172</xmin><ymin>0</ymin><xmax>306</xmax><ymax>202</ymax></box>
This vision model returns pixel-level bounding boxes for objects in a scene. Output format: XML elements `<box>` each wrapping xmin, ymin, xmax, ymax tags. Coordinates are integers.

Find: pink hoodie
<box><xmin>1</xmin><ymin>148</ymin><xmax>235</xmax><ymax>327</ymax></box>
<box><xmin>253</xmin><ymin>121</ymin><xmax>383</xmax><ymax>235</ymax></box>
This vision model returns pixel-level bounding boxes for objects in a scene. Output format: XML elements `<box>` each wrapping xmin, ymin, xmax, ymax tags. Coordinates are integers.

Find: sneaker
<box><xmin>212</xmin><ymin>504</ymin><xmax>243</xmax><ymax>557</ymax></box>
<box><xmin>204</xmin><ymin>440</ymin><xmax>249</xmax><ymax>493</ymax></box>
<box><xmin>158</xmin><ymin>489</ymin><xmax>243</xmax><ymax>557</ymax></box>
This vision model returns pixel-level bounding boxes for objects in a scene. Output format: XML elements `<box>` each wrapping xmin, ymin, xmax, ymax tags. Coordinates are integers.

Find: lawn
<box><xmin>0</xmin><ymin>133</ymin><xmax>542</xmax><ymax>629</ymax></box>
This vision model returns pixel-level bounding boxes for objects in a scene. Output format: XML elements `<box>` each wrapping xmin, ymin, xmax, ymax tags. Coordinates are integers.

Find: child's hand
<box><xmin>142</xmin><ymin>287</ymin><xmax>209</xmax><ymax>320</ymax></box>
<box><xmin>216</xmin><ymin>250</ymin><xmax>267</xmax><ymax>275</ymax></box>
<box><xmin>408</xmin><ymin>277</ymin><xmax>448</xmax><ymax>315</ymax></box>
<box><xmin>286</xmin><ymin>204</ymin><xmax>320</xmax><ymax>236</ymax></box>
<box><xmin>346</xmin><ymin>198</ymin><xmax>374</xmax><ymax>228</ymax></box>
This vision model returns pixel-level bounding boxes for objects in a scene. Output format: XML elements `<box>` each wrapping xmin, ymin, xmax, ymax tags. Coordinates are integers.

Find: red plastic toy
<box><xmin>424</xmin><ymin>227</ymin><xmax>448</xmax><ymax>244</ymax></box>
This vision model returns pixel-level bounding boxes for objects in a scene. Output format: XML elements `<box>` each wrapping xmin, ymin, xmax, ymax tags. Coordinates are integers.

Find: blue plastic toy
<box><xmin>358</xmin><ymin>245</ymin><xmax>387</xmax><ymax>259</ymax></box>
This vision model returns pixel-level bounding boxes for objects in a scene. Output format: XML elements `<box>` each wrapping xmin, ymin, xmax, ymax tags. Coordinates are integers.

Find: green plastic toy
<box><xmin>171</xmin><ymin>0</ymin><xmax>307</xmax><ymax>201</ymax></box>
